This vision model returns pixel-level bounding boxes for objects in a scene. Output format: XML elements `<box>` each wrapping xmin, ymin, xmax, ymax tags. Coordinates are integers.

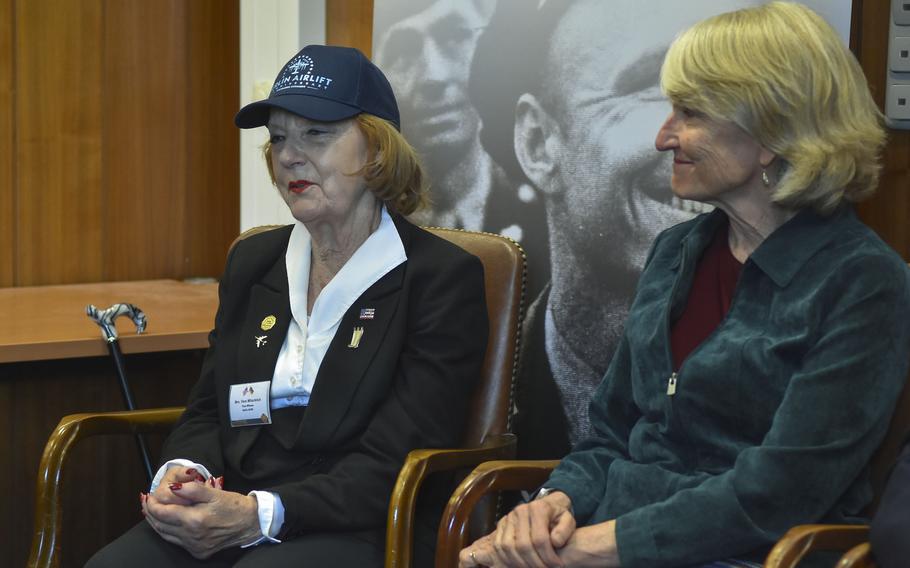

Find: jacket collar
<box><xmin>677</xmin><ymin>205</ymin><xmax>851</xmax><ymax>288</ymax></box>
<box><xmin>749</xmin><ymin>206</ymin><xmax>850</xmax><ymax>287</ymax></box>
<box><xmin>285</xmin><ymin>207</ymin><xmax>407</xmax><ymax>335</ymax></box>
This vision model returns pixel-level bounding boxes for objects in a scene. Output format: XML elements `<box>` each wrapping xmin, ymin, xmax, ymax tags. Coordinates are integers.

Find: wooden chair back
<box><xmin>425</xmin><ymin>227</ymin><xmax>524</xmax><ymax>448</ymax></box>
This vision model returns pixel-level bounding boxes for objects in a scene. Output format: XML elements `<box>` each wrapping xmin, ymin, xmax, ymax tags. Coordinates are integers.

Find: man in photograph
<box><xmin>470</xmin><ymin>0</ymin><xmax>744</xmax><ymax>457</ymax></box>
<box><xmin>374</xmin><ymin>0</ymin><xmax>549</xmax><ymax>294</ymax></box>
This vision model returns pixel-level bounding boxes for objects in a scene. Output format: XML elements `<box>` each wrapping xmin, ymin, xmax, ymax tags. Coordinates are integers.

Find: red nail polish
<box><xmin>186</xmin><ymin>468</ymin><xmax>197</xmax><ymax>476</ymax></box>
<box><xmin>208</xmin><ymin>477</ymin><xmax>215</xmax><ymax>487</ymax></box>
<box><xmin>216</xmin><ymin>476</ymin><xmax>224</xmax><ymax>489</ymax></box>
<box><xmin>169</xmin><ymin>482</ymin><xmax>182</xmax><ymax>491</ymax></box>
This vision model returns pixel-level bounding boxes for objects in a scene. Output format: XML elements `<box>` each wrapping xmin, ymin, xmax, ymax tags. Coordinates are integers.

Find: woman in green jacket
<box><xmin>462</xmin><ymin>2</ymin><xmax>910</xmax><ymax>567</ymax></box>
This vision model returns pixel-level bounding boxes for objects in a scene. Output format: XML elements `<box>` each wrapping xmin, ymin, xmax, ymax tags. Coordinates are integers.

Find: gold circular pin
<box><xmin>261</xmin><ymin>315</ymin><xmax>277</xmax><ymax>331</ymax></box>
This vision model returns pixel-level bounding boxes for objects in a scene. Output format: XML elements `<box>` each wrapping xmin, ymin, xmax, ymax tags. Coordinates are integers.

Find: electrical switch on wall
<box><xmin>887</xmin><ymin>0</ymin><xmax>910</xmax><ymax>128</ymax></box>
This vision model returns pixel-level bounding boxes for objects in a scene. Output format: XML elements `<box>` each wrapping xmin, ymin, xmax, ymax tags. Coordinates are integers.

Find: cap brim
<box><xmin>234</xmin><ymin>93</ymin><xmax>363</xmax><ymax>128</ymax></box>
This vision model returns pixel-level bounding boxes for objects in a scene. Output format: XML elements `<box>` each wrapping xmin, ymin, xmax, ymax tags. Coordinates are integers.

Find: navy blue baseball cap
<box><xmin>235</xmin><ymin>45</ymin><xmax>400</xmax><ymax>130</ymax></box>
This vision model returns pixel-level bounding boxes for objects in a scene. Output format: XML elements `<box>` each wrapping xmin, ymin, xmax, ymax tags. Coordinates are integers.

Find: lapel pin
<box><xmin>359</xmin><ymin>308</ymin><xmax>375</xmax><ymax>320</ymax></box>
<box><xmin>348</xmin><ymin>326</ymin><xmax>364</xmax><ymax>348</ymax></box>
<box><xmin>255</xmin><ymin>335</ymin><xmax>268</xmax><ymax>348</ymax></box>
<box><xmin>261</xmin><ymin>315</ymin><xmax>277</xmax><ymax>331</ymax></box>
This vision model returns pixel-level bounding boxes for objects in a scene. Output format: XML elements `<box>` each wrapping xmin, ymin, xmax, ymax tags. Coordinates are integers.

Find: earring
<box><xmin>761</xmin><ymin>169</ymin><xmax>771</xmax><ymax>187</ymax></box>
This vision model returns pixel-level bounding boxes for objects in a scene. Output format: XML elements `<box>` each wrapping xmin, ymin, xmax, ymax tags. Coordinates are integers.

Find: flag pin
<box><xmin>359</xmin><ymin>308</ymin><xmax>375</xmax><ymax>320</ymax></box>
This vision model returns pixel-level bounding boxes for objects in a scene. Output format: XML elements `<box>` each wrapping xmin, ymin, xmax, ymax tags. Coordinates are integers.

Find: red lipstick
<box><xmin>288</xmin><ymin>180</ymin><xmax>312</xmax><ymax>194</ymax></box>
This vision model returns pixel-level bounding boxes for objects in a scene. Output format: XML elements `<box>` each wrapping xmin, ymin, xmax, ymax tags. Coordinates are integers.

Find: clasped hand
<box><xmin>459</xmin><ymin>491</ymin><xmax>620</xmax><ymax>568</ymax></box>
<box><xmin>140</xmin><ymin>466</ymin><xmax>262</xmax><ymax>559</ymax></box>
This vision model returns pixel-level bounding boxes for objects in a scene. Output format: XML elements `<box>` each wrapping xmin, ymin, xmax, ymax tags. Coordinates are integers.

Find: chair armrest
<box><xmin>29</xmin><ymin>407</ymin><xmax>184</xmax><ymax>568</ymax></box>
<box><xmin>838</xmin><ymin>542</ymin><xmax>876</xmax><ymax>568</ymax></box>
<box><xmin>385</xmin><ymin>433</ymin><xmax>517</xmax><ymax>568</ymax></box>
<box><xmin>764</xmin><ymin>524</ymin><xmax>870</xmax><ymax>568</ymax></box>
<box><xmin>435</xmin><ymin>459</ymin><xmax>560</xmax><ymax>568</ymax></box>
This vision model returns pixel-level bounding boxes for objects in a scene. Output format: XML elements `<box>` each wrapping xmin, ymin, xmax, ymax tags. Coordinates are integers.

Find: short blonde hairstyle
<box><xmin>263</xmin><ymin>113</ymin><xmax>428</xmax><ymax>215</ymax></box>
<box><xmin>661</xmin><ymin>1</ymin><xmax>886</xmax><ymax>214</ymax></box>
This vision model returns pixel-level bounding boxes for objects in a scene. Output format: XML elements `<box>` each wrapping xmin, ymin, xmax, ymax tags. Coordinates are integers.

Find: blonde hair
<box><xmin>262</xmin><ymin>113</ymin><xmax>428</xmax><ymax>215</ymax></box>
<box><xmin>661</xmin><ymin>1</ymin><xmax>886</xmax><ymax>214</ymax></box>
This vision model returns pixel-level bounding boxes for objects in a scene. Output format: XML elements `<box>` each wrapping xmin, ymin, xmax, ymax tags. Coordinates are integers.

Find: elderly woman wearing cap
<box><xmin>460</xmin><ymin>3</ymin><xmax>910</xmax><ymax>567</ymax></box>
<box><xmin>88</xmin><ymin>45</ymin><xmax>487</xmax><ymax>567</ymax></box>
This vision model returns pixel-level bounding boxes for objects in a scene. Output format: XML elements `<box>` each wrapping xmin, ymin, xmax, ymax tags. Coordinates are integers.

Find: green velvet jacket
<box><xmin>546</xmin><ymin>206</ymin><xmax>910</xmax><ymax>567</ymax></box>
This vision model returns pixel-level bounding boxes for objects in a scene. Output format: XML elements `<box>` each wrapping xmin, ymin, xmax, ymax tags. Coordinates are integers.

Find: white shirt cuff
<box><xmin>149</xmin><ymin>459</ymin><xmax>214</xmax><ymax>492</ymax></box>
<box><xmin>241</xmin><ymin>491</ymin><xmax>284</xmax><ymax>547</ymax></box>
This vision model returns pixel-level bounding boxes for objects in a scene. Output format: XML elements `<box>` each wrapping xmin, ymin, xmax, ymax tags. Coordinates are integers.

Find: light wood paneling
<box><xmin>0</xmin><ymin>0</ymin><xmax>14</xmax><ymax>287</ymax></box>
<box><xmin>7</xmin><ymin>0</ymin><xmax>238</xmax><ymax>287</ymax></box>
<box><xmin>326</xmin><ymin>0</ymin><xmax>374</xmax><ymax>56</ymax></box>
<box><xmin>854</xmin><ymin>0</ymin><xmax>910</xmax><ymax>260</ymax></box>
<box><xmin>103</xmin><ymin>0</ymin><xmax>187</xmax><ymax>281</ymax></box>
<box><xmin>16</xmin><ymin>0</ymin><xmax>104</xmax><ymax>285</ymax></box>
<box><xmin>185</xmin><ymin>0</ymin><xmax>240</xmax><ymax>278</ymax></box>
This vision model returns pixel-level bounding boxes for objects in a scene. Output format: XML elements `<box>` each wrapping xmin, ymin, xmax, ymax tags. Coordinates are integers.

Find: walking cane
<box><xmin>85</xmin><ymin>303</ymin><xmax>154</xmax><ymax>483</ymax></box>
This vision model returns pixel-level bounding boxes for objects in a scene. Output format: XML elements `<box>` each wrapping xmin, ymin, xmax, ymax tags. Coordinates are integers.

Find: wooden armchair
<box><xmin>27</xmin><ymin>226</ymin><xmax>526</xmax><ymax>568</ymax></box>
<box><xmin>434</xmin><ymin>366</ymin><xmax>910</xmax><ymax>568</ymax></box>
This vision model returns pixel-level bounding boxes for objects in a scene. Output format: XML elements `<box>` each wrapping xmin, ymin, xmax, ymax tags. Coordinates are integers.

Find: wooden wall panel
<box><xmin>326</xmin><ymin>0</ymin><xmax>373</xmax><ymax>57</ymax></box>
<box><xmin>102</xmin><ymin>0</ymin><xmax>188</xmax><ymax>281</ymax></box>
<box><xmin>5</xmin><ymin>0</ymin><xmax>238</xmax><ymax>287</ymax></box>
<box><xmin>855</xmin><ymin>0</ymin><xmax>910</xmax><ymax>260</ymax></box>
<box><xmin>0</xmin><ymin>0</ymin><xmax>14</xmax><ymax>287</ymax></box>
<box><xmin>15</xmin><ymin>0</ymin><xmax>104</xmax><ymax>286</ymax></box>
<box><xmin>184</xmin><ymin>0</ymin><xmax>240</xmax><ymax>278</ymax></box>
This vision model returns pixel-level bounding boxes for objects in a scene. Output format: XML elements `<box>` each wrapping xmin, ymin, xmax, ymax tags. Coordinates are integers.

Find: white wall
<box><xmin>239</xmin><ymin>0</ymin><xmax>327</xmax><ymax>231</ymax></box>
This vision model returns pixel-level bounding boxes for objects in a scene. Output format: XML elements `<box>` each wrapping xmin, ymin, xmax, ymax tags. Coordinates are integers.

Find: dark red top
<box><xmin>670</xmin><ymin>223</ymin><xmax>742</xmax><ymax>371</ymax></box>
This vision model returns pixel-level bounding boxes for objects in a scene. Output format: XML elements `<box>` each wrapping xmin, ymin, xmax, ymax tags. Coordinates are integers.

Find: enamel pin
<box><xmin>348</xmin><ymin>326</ymin><xmax>364</xmax><ymax>348</ymax></box>
<box><xmin>261</xmin><ymin>315</ymin><xmax>277</xmax><ymax>331</ymax></box>
<box><xmin>255</xmin><ymin>335</ymin><xmax>268</xmax><ymax>348</ymax></box>
<box><xmin>359</xmin><ymin>308</ymin><xmax>375</xmax><ymax>320</ymax></box>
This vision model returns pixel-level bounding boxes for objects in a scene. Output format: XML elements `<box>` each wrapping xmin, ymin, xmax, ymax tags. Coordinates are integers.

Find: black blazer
<box><xmin>161</xmin><ymin>215</ymin><xmax>488</xmax><ymax>538</ymax></box>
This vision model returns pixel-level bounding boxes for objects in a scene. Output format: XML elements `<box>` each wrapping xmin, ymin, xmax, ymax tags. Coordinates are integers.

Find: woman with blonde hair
<box><xmin>89</xmin><ymin>44</ymin><xmax>488</xmax><ymax>567</ymax></box>
<box><xmin>461</xmin><ymin>3</ymin><xmax>909</xmax><ymax>566</ymax></box>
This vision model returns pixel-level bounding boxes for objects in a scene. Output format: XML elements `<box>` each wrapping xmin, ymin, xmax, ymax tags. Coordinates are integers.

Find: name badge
<box><xmin>229</xmin><ymin>381</ymin><xmax>272</xmax><ymax>427</ymax></box>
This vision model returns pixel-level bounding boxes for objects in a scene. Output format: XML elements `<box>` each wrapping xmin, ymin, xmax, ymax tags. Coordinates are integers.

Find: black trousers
<box><xmin>85</xmin><ymin>521</ymin><xmax>393</xmax><ymax>567</ymax></box>
<box><xmin>86</xmin><ymin>519</ymin><xmax>437</xmax><ymax>567</ymax></box>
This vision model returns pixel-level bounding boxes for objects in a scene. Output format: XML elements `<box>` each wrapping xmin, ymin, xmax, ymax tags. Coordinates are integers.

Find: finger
<box><xmin>549</xmin><ymin>511</ymin><xmax>576</xmax><ymax>549</ymax></box>
<box><xmin>459</xmin><ymin>548</ymin><xmax>477</xmax><ymax>568</ymax></box>
<box><xmin>151</xmin><ymin>480</ymin><xmax>196</xmax><ymax>506</ymax></box>
<box><xmin>145</xmin><ymin>493</ymin><xmax>196</xmax><ymax>530</ymax></box>
<box><xmin>513</xmin><ymin>505</ymin><xmax>548</xmax><ymax>568</ymax></box>
<box><xmin>493</xmin><ymin>516</ymin><xmax>510</xmax><ymax>565</ymax></box>
<box><xmin>494</xmin><ymin>510</ymin><xmax>527</xmax><ymax>568</ymax></box>
<box><xmin>463</xmin><ymin>535</ymin><xmax>497</xmax><ymax>568</ymax></box>
<box><xmin>161</xmin><ymin>465</ymin><xmax>195</xmax><ymax>485</ymax></box>
<box><xmin>164</xmin><ymin>480</ymin><xmax>213</xmax><ymax>505</ymax></box>
<box><xmin>142</xmin><ymin>498</ymin><xmax>185</xmax><ymax>541</ymax></box>
<box><xmin>529</xmin><ymin>503</ymin><xmax>563</xmax><ymax>566</ymax></box>
<box><xmin>182</xmin><ymin>468</ymin><xmax>207</xmax><ymax>483</ymax></box>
